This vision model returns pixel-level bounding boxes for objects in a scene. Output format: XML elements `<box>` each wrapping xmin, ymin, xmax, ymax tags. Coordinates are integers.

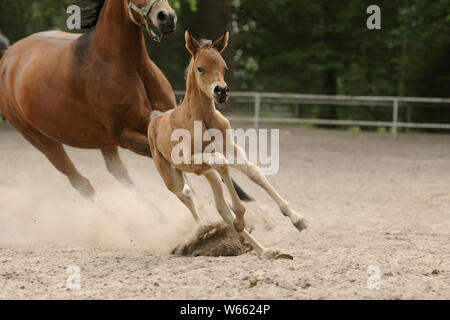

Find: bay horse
<box><xmin>0</xmin><ymin>0</ymin><xmax>251</xmax><ymax>201</ymax></box>
<box><xmin>149</xmin><ymin>31</ymin><xmax>308</xmax><ymax>259</ymax></box>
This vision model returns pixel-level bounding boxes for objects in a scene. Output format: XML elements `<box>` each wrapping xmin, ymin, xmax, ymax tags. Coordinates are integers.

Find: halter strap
<box><xmin>127</xmin><ymin>0</ymin><xmax>162</xmax><ymax>42</ymax></box>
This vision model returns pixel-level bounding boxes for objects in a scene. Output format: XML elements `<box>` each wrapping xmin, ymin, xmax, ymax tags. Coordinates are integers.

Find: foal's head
<box><xmin>185</xmin><ymin>31</ymin><xmax>230</xmax><ymax>105</ymax></box>
<box><xmin>129</xmin><ymin>0</ymin><xmax>177</xmax><ymax>35</ymax></box>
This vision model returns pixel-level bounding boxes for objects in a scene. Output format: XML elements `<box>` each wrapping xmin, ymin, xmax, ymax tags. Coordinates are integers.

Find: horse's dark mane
<box><xmin>0</xmin><ymin>33</ymin><xmax>9</xmax><ymax>50</ymax></box>
<box><xmin>70</xmin><ymin>0</ymin><xmax>106</xmax><ymax>31</ymax></box>
<box><xmin>70</xmin><ymin>0</ymin><xmax>105</xmax><ymax>62</ymax></box>
<box><xmin>0</xmin><ymin>33</ymin><xmax>9</xmax><ymax>59</ymax></box>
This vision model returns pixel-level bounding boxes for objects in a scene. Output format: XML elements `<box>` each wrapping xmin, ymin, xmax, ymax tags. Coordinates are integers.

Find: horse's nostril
<box><xmin>157</xmin><ymin>11</ymin><xmax>168</xmax><ymax>22</ymax></box>
<box><xmin>214</xmin><ymin>86</ymin><xmax>222</xmax><ymax>95</ymax></box>
<box><xmin>225</xmin><ymin>86</ymin><xmax>230</xmax><ymax>94</ymax></box>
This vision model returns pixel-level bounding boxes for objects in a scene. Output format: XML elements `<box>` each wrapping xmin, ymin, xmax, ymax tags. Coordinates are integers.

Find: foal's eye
<box><xmin>197</xmin><ymin>67</ymin><xmax>204</xmax><ymax>73</ymax></box>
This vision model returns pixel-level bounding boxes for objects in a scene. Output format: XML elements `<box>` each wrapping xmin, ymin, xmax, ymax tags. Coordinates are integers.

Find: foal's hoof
<box><xmin>294</xmin><ymin>218</ymin><xmax>308</xmax><ymax>232</ymax></box>
<box><xmin>233</xmin><ymin>219</ymin><xmax>246</xmax><ymax>233</ymax></box>
<box><xmin>262</xmin><ymin>249</ymin><xmax>294</xmax><ymax>260</ymax></box>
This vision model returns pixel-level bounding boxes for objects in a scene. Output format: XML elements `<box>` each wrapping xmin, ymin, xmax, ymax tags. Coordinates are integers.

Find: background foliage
<box><xmin>0</xmin><ymin>0</ymin><xmax>449</xmax><ymax>129</ymax></box>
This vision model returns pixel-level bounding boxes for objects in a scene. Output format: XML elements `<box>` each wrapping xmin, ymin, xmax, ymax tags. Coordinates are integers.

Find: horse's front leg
<box><xmin>101</xmin><ymin>146</ymin><xmax>135</xmax><ymax>188</ymax></box>
<box><xmin>120</xmin><ymin>129</ymin><xmax>153</xmax><ymax>158</ymax></box>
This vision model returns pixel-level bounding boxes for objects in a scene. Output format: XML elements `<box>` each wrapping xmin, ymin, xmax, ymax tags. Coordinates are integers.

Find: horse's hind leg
<box><xmin>101</xmin><ymin>147</ymin><xmax>134</xmax><ymax>188</ymax></box>
<box><xmin>34</xmin><ymin>142</ymin><xmax>95</xmax><ymax>199</ymax></box>
<box><xmin>7</xmin><ymin>116</ymin><xmax>95</xmax><ymax>199</ymax></box>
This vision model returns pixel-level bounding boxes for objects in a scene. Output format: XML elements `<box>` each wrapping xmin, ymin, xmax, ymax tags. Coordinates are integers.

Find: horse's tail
<box><xmin>0</xmin><ymin>33</ymin><xmax>9</xmax><ymax>59</ymax></box>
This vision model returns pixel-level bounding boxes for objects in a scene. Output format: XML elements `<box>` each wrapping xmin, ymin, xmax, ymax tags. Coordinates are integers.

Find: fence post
<box><xmin>392</xmin><ymin>99</ymin><xmax>399</xmax><ymax>138</ymax></box>
<box><xmin>406</xmin><ymin>105</ymin><xmax>412</xmax><ymax>132</ymax></box>
<box><xmin>254</xmin><ymin>93</ymin><xmax>261</xmax><ymax>129</ymax></box>
<box><xmin>294</xmin><ymin>103</ymin><xmax>300</xmax><ymax>118</ymax></box>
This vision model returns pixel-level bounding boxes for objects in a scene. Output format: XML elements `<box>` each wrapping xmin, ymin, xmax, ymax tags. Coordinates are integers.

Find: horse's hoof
<box><xmin>294</xmin><ymin>218</ymin><xmax>308</xmax><ymax>232</ymax></box>
<box><xmin>262</xmin><ymin>249</ymin><xmax>294</xmax><ymax>260</ymax></box>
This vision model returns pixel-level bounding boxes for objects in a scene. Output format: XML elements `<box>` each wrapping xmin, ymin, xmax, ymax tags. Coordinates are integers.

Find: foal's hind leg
<box><xmin>232</xmin><ymin>145</ymin><xmax>308</xmax><ymax>231</ymax></box>
<box><xmin>101</xmin><ymin>147</ymin><xmax>135</xmax><ymax>188</ymax></box>
<box><xmin>152</xmin><ymin>149</ymin><xmax>200</xmax><ymax>222</ymax></box>
<box><xmin>7</xmin><ymin>117</ymin><xmax>95</xmax><ymax>199</ymax></box>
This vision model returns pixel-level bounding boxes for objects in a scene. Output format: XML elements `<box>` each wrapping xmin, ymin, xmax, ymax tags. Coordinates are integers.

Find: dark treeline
<box><xmin>0</xmin><ymin>0</ymin><xmax>449</xmax><ymax>128</ymax></box>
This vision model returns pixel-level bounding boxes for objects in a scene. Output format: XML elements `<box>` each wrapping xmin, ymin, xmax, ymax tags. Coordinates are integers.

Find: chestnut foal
<box><xmin>149</xmin><ymin>31</ymin><xmax>308</xmax><ymax>259</ymax></box>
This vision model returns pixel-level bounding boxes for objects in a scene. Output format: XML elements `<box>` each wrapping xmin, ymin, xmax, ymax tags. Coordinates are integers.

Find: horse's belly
<box><xmin>28</xmin><ymin>97</ymin><xmax>117</xmax><ymax>149</ymax></box>
<box><xmin>17</xmin><ymin>86</ymin><xmax>116</xmax><ymax>148</ymax></box>
<box><xmin>35</xmin><ymin>118</ymin><xmax>116</xmax><ymax>149</ymax></box>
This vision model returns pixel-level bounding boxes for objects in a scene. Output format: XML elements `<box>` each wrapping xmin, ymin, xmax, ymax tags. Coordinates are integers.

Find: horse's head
<box><xmin>128</xmin><ymin>0</ymin><xmax>177</xmax><ymax>39</ymax></box>
<box><xmin>185</xmin><ymin>31</ymin><xmax>230</xmax><ymax>105</ymax></box>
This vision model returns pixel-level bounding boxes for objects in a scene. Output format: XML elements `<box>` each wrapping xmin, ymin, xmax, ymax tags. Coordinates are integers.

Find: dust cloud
<box><xmin>0</xmin><ymin>174</ymin><xmax>200</xmax><ymax>253</ymax></box>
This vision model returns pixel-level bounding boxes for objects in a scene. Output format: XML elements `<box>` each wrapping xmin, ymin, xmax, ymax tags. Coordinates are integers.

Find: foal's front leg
<box><xmin>197</xmin><ymin>153</ymin><xmax>246</xmax><ymax>232</ymax></box>
<box><xmin>232</xmin><ymin>145</ymin><xmax>308</xmax><ymax>231</ymax></box>
<box><xmin>204</xmin><ymin>170</ymin><xmax>292</xmax><ymax>260</ymax></box>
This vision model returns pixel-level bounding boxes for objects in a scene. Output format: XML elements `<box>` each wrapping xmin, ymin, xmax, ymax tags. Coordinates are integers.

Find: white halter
<box><xmin>127</xmin><ymin>0</ymin><xmax>162</xmax><ymax>42</ymax></box>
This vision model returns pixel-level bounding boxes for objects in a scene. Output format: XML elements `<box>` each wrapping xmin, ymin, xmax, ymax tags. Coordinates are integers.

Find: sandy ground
<box><xmin>0</xmin><ymin>122</ymin><xmax>449</xmax><ymax>300</ymax></box>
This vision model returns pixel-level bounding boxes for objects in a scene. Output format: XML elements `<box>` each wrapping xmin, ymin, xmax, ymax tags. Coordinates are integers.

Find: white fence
<box><xmin>175</xmin><ymin>91</ymin><xmax>450</xmax><ymax>138</ymax></box>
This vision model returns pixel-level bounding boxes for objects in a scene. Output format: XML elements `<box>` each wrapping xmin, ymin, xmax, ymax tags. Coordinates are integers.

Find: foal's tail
<box><xmin>0</xmin><ymin>33</ymin><xmax>9</xmax><ymax>59</ymax></box>
<box><xmin>151</xmin><ymin>110</ymin><xmax>162</xmax><ymax>119</ymax></box>
<box><xmin>232</xmin><ymin>180</ymin><xmax>254</xmax><ymax>202</ymax></box>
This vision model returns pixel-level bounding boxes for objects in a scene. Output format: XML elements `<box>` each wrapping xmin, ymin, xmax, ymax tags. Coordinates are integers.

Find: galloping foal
<box><xmin>149</xmin><ymin>31</ymin><xmax>308</xmax><ymax>259</ymax></box>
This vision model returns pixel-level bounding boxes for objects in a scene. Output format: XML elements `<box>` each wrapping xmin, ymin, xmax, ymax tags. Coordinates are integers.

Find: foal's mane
<box><xmin>70</xmin><ymin>0</ymin><xmax>106</xmax><ymax>31</ymax></box>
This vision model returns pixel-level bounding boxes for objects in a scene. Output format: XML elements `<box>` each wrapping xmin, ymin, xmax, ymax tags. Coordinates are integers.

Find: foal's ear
<box><xmin>213</xmin><ymin>31</ymin><xmax>229</xmax><ymax>53</ymax></box>
<box><xmin>185</xmin><ymin>30</ymin><xmax>200</xmax><ymax>56</ymax></box>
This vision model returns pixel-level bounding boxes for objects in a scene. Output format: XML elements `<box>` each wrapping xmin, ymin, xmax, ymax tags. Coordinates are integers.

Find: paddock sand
<box><xmin>0</xmin><ymin>123</ymin><xmax>449</xmax><ymax>300</ymax></box>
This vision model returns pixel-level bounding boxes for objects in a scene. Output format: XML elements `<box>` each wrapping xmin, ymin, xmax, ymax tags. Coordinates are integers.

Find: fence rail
<box><xmin>175</xmin><ymin>91</ymin><xmax>450</xmax><ymax>138</ymax></box>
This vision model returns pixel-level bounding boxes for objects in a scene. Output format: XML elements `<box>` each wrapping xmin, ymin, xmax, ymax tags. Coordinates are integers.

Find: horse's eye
<box><xmin>197</xmin><ymin>67</ymin><xmax>204</xmax><ymax>73</ymax></box>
